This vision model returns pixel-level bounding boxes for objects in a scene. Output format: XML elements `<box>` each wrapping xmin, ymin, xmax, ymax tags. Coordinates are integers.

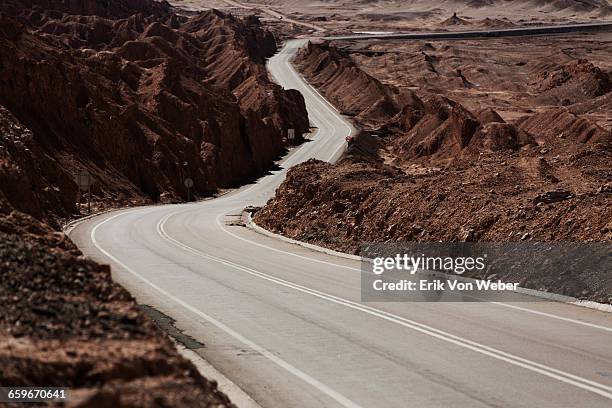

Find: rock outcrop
<box><xmin>531</xmin><ymin>59</ymin><xmax>612</xmax><ymax>106</ymax></box>
<box><xmin>295</xmin><ymin>41</ymin><xmax>406</xmax><ymax>128</ymax></box>
<box><xmin>441</xmin><ymin>12</ymin><xmax>471</xmax><ymax>26</ymax></box>
<box><xmin>516</xmin><ymin>108</ymin><xmax>611</xmax><ymax>144</ymax></box>
<box><xmin>0</xmin><ymin>0</ymin><xmax>309</xmax><ymax>225</ymax></box>
<box><xmin>296</xmin><ymin>43</ymin><xmax>538</xmax><ymax>163</ymax></box>
<box><xmin>383</xmin><ymin>95</ymin><xmax>537</xmax><ymax>162</ymax></box>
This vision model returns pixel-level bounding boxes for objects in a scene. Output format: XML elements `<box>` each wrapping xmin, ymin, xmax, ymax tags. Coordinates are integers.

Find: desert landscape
<box><xmin>173</xmin><ymin>0</ymin><xmax>612</xmax><ymax>35</ymax></box>
<box><xmin>1</xmin><ymin>0</ymin><xmax>611</xmax><ymax>406</ymax></box>
<box><xmin>252</xmin><ymin>3</ymin><xmax>612</xmax><ymax>301</ymax></box>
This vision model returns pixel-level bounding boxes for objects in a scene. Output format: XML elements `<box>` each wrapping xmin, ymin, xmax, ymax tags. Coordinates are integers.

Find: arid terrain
<box><xmin>1</xmin><ymin>0</ymin><xmax>308</xmax><ymax>224</ymax></box>
<box><xmin>172</xmin><ymin>0</ymin><xmax>612</xmax><ymax>36</ymax></box>
<box><xmin>0</xmin><ymin>0</ymin><xmax>311</xmax><ymax>404</ymax></box>
<box><xmin>1</xmin><ymin>0</ymin><xmax>611</xmax><ymax>404</ymax></box>
<box><xmin>254</xmin><ymin>26</ymin><xmax>612</xmax><ymax>301</ymax></box>
<box><xmin>344</xmin><ymin>32</ymin><xmax>612</xmax><ymax>128</ymax></box>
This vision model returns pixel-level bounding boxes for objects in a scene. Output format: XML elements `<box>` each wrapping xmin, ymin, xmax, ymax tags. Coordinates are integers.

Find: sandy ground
<box><xmin>339</xmin><ymin>31</ymin><xmax>612</xmax><ymax>130</ymax></box>
<box><xmin>170</xmin><ymin>0</ymin><xmax>612</xmax><ymax>36</ymax></box>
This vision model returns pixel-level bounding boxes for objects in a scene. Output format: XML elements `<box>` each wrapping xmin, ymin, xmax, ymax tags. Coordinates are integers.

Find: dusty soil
<box><xmin>255</xmin><ymin>35</ymin><xmax>612</xmax><ymax>302</ymax></box>
<box><xmin>179</xmin><ymin>0</ymin><xmax>612</xmax><ymax>36</ymax></box>
<box><xmin>341</xmin><ymin>32</ymin><xmax>612</xmax><ymax>129</ymax></box>
<box><xmin>0</xmin><ymin>225</ymin><xmax>233</xmax><ymax>406</ymax></box>
<box><xmin>0</xmin><ymin>146</ymin><xmax>232</xmax><ymax>405</ymax></box>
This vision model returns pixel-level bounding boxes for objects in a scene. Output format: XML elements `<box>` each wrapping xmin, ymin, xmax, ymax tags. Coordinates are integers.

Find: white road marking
<box><xmin>215</xmin><ymin>209</ymin><xmax>361</xmax><ymax>272</ymax></box>
<box><xmin>212</xmin><ymin>209</ymin><xmax>612</xmax><ymax>334</ymax></box>
<box><xmin>74</xmin><ymin>39</ymin><xmax>612</xmax><ymax>408</ymax></box>
<box><xmin>91</xmin><ymin>211</ymin><xmax>362</xmax><ymax>408</ymax></box>
<box><xmin>158</xmin><ymin>211</ymin><xmax>612</xmax><ymax>401</ymax></box>
<box><xmin>269</xmin><ymin>43</ymin><xmax>354</xmax><ymax>163</ymax></box>
<box><xmin>487</xmin><ymin>302</ymin><xmax>612</xmax><ymax>333</ymax></box>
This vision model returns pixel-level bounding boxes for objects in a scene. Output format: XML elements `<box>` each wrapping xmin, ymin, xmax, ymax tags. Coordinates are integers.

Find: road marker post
<box><xmin>74</xmin><ymin>169</ymin><xmax>94</xmax><ymax>214</ymax></box>
<box><xmin>184</xmin><ymin>178</ymin><xmax>194</xmax><ymax>202</ymax></box>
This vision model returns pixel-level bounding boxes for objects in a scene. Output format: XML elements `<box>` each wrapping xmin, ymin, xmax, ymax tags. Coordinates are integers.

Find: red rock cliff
<box><xmin>0</xmin><ymin>0</ymin><xmax>309</xmax><ymax>224</ymax></box>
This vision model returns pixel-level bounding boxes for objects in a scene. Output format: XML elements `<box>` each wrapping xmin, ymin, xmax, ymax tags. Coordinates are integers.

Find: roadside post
<box><xmin>288</xmin><ymin>128</ymin><xmax>295</xmax><ymax>144</ymax></box>
<box><xmin>184</xmin><ymin>177</ymin><xmax>194</xmax><ymax>202</ymax></box>
<box><xmin>74</xmin><ymin>169</ymin><xmax>94</xmax><ymax>214</ymax></box>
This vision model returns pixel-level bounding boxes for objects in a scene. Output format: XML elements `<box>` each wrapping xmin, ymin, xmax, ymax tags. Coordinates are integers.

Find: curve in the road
<box><xmin>157</xmin><ymin>213</ymin><xmax>612</xmax><ymax>401</ymax></box>
<box><xmin>69</xmin><ymin>39</ymin><xmax>612</xmax><ymax>408</ymax></box>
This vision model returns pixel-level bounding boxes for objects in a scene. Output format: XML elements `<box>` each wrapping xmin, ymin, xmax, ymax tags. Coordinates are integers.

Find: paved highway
<box><xmin>219</xmin><ymin>0</ymin><xmax>326</xmax><ymax>32</ymax></box>
<box><xmin>69</xmin><ymin>39</ymin><xmax>612</xmax><ymax>408</ymax></box>
<box><xmin>325</xmin><ymin>22</ymin><xmax>612</xmax><ymax>41</ymax></box>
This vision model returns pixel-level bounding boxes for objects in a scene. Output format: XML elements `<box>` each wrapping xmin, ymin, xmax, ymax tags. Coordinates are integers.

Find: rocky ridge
<box><xmin>255</xmin><ymin>41</ymin><xmax>612</xmax><ymax>302</ymax></box>
<box><xmin>0</xmin><ymin>0</ymin><xmax>309</xmax><ymax>226</ymax></box>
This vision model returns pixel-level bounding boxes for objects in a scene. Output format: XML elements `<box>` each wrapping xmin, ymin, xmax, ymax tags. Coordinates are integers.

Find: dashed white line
<box><xmin>91</xmin><ymin>211</ymin><xmax>362</xmax><ymax>408</ymax></box>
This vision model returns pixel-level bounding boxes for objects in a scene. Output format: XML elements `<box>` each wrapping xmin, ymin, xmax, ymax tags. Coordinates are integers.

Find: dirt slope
<box><xmin>516</xmin><ymin>107</ymin><xmax>612</xmax><ymax>144</ymax></box>
<box><xmin>531</xmin><ymin>59</ymin><xmax>612</xmax><ymax>106</ymax></box>
<box><xmin>295</xmin><ymin>41</ymin><xmax>407</xmax><ymax>128</ymax></box>
<box><xmin>0</xmin><ymin>230</ymin><xmax>233</xmax><ymax>407</ymax></box>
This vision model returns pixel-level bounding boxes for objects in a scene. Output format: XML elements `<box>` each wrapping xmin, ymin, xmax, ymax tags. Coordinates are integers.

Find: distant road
<box><xmin>325</xmin><ymin>21</ymin><xmax>612</xmax><ymax>41</ymax></box>
<box><xmin>69</xmin><ymin>39</ymin><xmax>612</xmax><ymax>407</ymax></box>
<box><xmin>219</xmin><ymin>0</ymin><xmax>326</xmax><ymax>32</ymax></box>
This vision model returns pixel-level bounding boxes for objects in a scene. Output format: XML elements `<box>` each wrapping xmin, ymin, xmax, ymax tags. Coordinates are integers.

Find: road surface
<box><xmin>69</xmin><ymin>39</ymin><xmax>612</xmax><ymax>408</ymax></box>
<box><xmin>219</xmin><ymin>0</ymin><xmax>325</xmax><ymax>32</ymax></box>
<box><xmin>325</xmin><ymin>22</ymin><xmax>612</xmax><ymax>41</ymax></box>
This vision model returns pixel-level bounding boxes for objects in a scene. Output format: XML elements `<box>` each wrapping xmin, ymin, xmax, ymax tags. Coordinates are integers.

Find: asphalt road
<box><xmin>219</xmin><ymin>0</ymin><xmax>325</xmax><ymax>32</ymax></box>
<box><xmin>69</xmin><ymin>39</ymin><xmax>612</xmax><ymax>408</ymax></box>
<box><xmin>325</xmin><ymin>22</ymin><xmax>612</xmax><ymax>41</ymax></box>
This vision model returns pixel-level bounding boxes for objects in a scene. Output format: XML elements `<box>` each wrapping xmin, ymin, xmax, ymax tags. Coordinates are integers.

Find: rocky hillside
<box><xmin>0</xmin><ymin>104</ymin><xmax>233</xmax><ymax>405</ymax></box>
<box><xmin>255</xmin><ymin>41</ymin><xmax>612</xmax><ymax>302</ymax></box>
<box><xmin>0</xmin><ymin>0</ymin><xmax>309</xmax><ymax>227</ymax></box>
<box><xmin>0</xmin><ymin>0</ymin><xmax>310</xmax><ymax>403</ymax></box>
<box><xmin>295</xmin><ymin>41</ymin><xmax>407</xmax><ymax>128</ymax></box>
<box><xmin>531</xmin><ymin>59</ymin><xmax>612</xmax><ymax>106</ymax></box>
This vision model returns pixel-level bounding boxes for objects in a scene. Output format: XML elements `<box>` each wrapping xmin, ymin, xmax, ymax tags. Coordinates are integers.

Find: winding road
<box><xmin>68</xmin><ymin>39</ymin><xmax>612</xmax><ymax>408</ymax></box>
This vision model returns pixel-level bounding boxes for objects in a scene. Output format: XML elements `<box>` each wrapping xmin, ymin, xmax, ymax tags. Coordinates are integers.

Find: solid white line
<box><xmin>91</xmin><ymin>211</ymin><xmax>362</xmax><ymax>408</ymax></box>
<box><xmin>271</xmin><ymin>41</ymin><xmax>354</xmax><ymax>163</ymax></box>
<box><xmin>158</xmin><ymin>211</ymin><xmax>612</xmax><ymax>401</ymax></box>
<box><xmin>176</xmin><ymin>345</ymin><xmax>263</xmax><ymax>408</ymax></box>
<box><xmin>217</xmin><ymin>209</ymin><xmax>612</xmax><ymax>334</ymax></box>
<box><xmin>216</xmin><ymin>210</ymin><xmax>361</xmax><ymax>272</ymax></box>
<box><xmin>487</xmin><ymin>301</ymin><xmax>612</xmax><ymax>333</ymax></box>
